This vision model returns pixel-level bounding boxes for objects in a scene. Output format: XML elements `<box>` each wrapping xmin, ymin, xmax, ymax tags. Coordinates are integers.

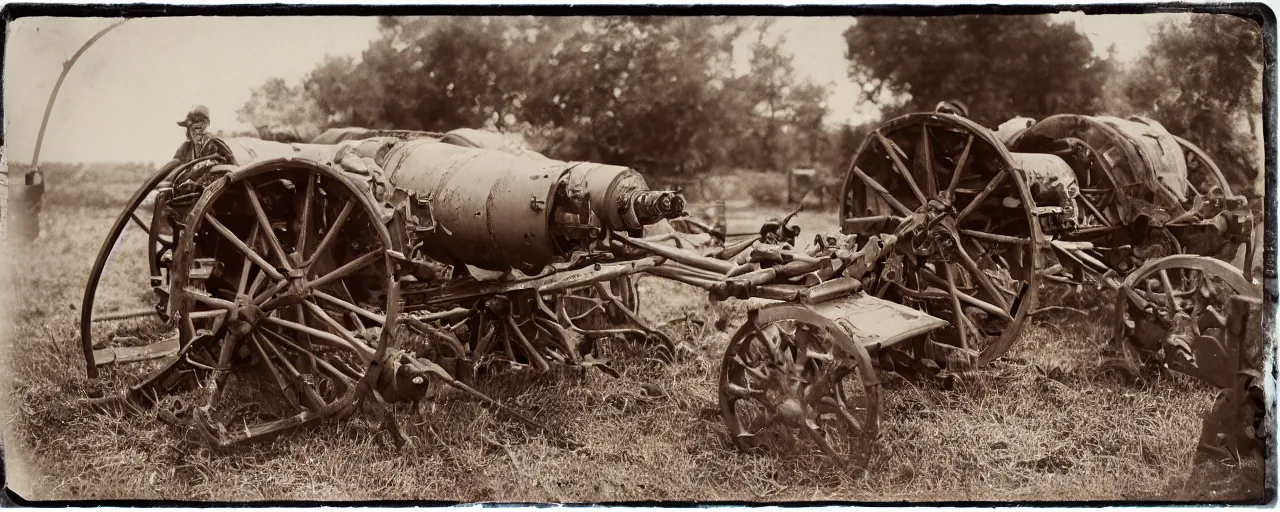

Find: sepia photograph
<box><xmin>0</xmin><ymin>2</ymin><xmax>1273</xmax><ymax>505</ymax></box>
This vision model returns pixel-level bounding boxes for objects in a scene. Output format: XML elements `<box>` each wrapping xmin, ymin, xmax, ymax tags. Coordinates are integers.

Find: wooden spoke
<box><xmin>959</xmin><ymin>229</ymin><xmax>1031</xmax><ymax>246</ymax></box>
<box><xmin>1158</xmin><ymin>269</ymin><xmax>1178</xmax><ymax>311</ymax></box>
<box><xmin>248</xmin><ymin>333</ymin><xmax>300</xmax><ymax>409</ymax></box>
<box><xmin>819</xmin><ymin>395</ymin><xmax>864</xmax><ymax>434</ymax></box>
<box><xmin>185</xmin><ymin>288</ymin><xmax>237</xmax><ymax>311</ymax></box>
<box><xmin>300</xmin><ymin>300</ymin><xmax>377</xmax><ymax>356</ymax></box>
<box><xmin>876</xmin><ymin>132</ymin><xmax>927</xmax><ymax>205</ymax></box>
<box><xmin>255</xmin><ymin>330</ymin><xmax>325</xmax><ymax>411</ymax></box>
<box><xmin>756</xmin><ymin>325</ymin><xmax>789</xmax><ymax>374</ymax></box>
<box><xmin>265</xmin><ymin>315</ymin><xmax>372</xmax><ymax>359</ymax></box>
<box><xmin>296</xmin><ymin>173</ymin><xmax>317</xmax><ymax>254</ymax></box>
<box><xmin>724</xmin><ymin>382</ymin><xmax>766</xmax><ymax>398</ymax></box>
<box><xmin>791</xmin><ymin>326</ymin><xmax>815</xmax><ymax>370</ymax></box>
<box><xmin>204</xmin><ymin>213</ymin><xmax>284</xmax><ymax>282</ymax></box>
<box><xmin>802</xmin><ymin>365</ymin><xmax>843</xmax><ymax>405</ymax></box>
<box><xmin>800</xmin><ymin>419</ymin><xmax>849</xmax><ymax>472</ymax></box>
<box><xmin>312</xmin><ymin>289</ymin><xmax>386</xmax><ymax>325</ymax></box>
<box><xmin>204</xmin><ymin>329</ymin><xmax>244</xmax><ymax>410</ymax></box>
<box><xmin>946</xmin><ymin>135</ymin><xmax>974</xmax><ymax>200</ymax></box>
<box><xmin>918</xmin><ymin>268</ymin><xmax>1013</xmax><ymax>322</ymax></box>
<box><xmin>1078</xmin><ymin>193</ymin><xmax>1111</xmax><ymax>226</ymax></box>
<box><xmin>851</xmin><ymin>166</ymin><xmax>913</xmax><ymax>217</ymax></box>
<box><xmin>258</xmin><ymin>328</ymin><xmax>357</xmax><ymax>390</ymax></box>
<box><xmin>243</xmin><ymin>181</ymin><xmax>291</xmax><ymax>270</ymax></box>
<box><xmin>129</xmin><ymin>211</ymin><xmax>151</xmax><ymax>234</ymax></box>
<box><xmin>307</xmin><ymin>249</ymin><xmax>383</xmax><ymax>292</ymax></box>
<box><xmin>731</xmin><ymin>354</ymin><xmax>771</xmax><ymax>382</ymax></box>
<box><xmin>949</xmin><ymin>234</ymin><xmax>1011</xmax><ymax>311</ymax></box>
<box><xmin>253</xmin><ymin>280</ymin><xmax>291</xmax><ymax>308</ymax></box>
<box><xmin>303</xmin><ymin>199</ymin><xmax>356</xmax><ymax>270</ymax></box>
<box><xmin>944</xmin><ymin>265</ymin><xmax>971</xmax><ymax>354</ymax></box>
<box><xmin>955</xmin><ymin>171</ymin><xmax>1008</xmax><ymax>223</ymax></box>
<box><xmin>238</xmin><ymin>225</ymin><xmax>260</xmax><ymax>295</ymax></box>
<box><xmin>917</xmin><ymin>125</ymin><xmax>938</xmax><ymax>197</ymax></box>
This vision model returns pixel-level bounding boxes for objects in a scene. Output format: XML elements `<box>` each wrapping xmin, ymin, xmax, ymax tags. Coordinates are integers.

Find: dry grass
<box><xmin>0</xmin><ymin>163</ymin><xmax>1262</xmax><ymax>503</ymax></box>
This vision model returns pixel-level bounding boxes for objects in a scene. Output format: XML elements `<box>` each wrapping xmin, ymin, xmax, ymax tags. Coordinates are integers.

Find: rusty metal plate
<box><xmin>809</xmin><ymin>292</ymin><xmax>950</xmax><ymax>352</ymax></box>
<box><xmin>93</xmin><ymin>335</ymin><xmax>180</xmax><ymax>366</ymax></box>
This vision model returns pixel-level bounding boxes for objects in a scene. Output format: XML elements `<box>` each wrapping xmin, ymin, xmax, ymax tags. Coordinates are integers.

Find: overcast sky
<box><xmin>5</xmin><ymin>13</ymin><xmax>1182</xmax><ymax>164</ymax></box>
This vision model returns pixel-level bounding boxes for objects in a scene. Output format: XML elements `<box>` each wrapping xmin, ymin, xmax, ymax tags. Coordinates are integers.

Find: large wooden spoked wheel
<box><xmin>841</xmin><ymin>113</ymin><xmax>1041</xmax><ymax>366</ymax></box>
<box><xmin>166</xmin><ymin>159</ymin><xmax>400</xmax><ymax>446</ymax></box>
<box><xmin>718</xmin><ymin>304</ymin><xmax>881</xmax><ymax>472</ymax></box>
<box><xmin>79</xmin><ymin>155</ymin><xmax>224</xmax><ymax>379</ymax></box>
<box><xmin>1113</xmin><ymin>255</ymin><xmax>1259</xmax><ymax>379</ymax></box>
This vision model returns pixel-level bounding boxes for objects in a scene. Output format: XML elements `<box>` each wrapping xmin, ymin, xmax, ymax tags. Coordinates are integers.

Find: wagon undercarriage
<box><xmin>80</xmin><ymin>111</ymin><xmax>1267</xmax><ymax>473</ymax></box>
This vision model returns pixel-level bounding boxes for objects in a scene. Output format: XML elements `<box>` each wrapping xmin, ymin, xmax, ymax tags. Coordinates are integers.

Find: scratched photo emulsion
<box><xmin>1</xmin><ymin>6</ymin><xmax>1272</xmax><ymax>504</ymax></box>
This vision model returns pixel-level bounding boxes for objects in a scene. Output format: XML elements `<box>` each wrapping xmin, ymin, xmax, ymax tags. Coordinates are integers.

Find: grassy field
<box><xmin>1</xmin><ymin>162</ymin><xmax>1264</xmax><ymax>503</ymax></box>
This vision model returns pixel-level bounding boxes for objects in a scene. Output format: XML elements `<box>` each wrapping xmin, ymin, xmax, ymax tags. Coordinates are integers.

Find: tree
<box><xmin>788</xmin><ymin>81</ymin><xmax>829</xmax><ymax>167</ymax></box>
<box><xmin>519</xmin><ymin>17</ymin><xmax>746</xmax><ymax>176</ymax></box>
<box><xmin>843</xmin><ymin>15</ymin><xmax>1114</xmax><ymax>127</ymax></box>
<box><xmin>735</xmin><ymin>23</ymin><xmax>797</xmax><ymax>173</ymax></box>
<box><xmin>831</xmin><ymin>121</ymin><xmax>873</xmax><ymax>171</ymax></box>
<box><xmin>237</xmin><ymin>77</ymin><xmax>324</xmax><ymax>141</ymax></box>
<box><xmin>1112</xmin><ymin>14</ymin><xmax>1264</xmax><ymax>196</ymax></box>
<box><xmin>299</xmin><ymin>16</ymin><xmax>529</xmax><ymax>132</ymax></box>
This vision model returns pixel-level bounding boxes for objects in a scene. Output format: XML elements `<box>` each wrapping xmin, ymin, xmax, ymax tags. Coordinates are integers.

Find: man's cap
<box><xmin>178</xmin><ymin>105</ymin><xmax>211</xmax><ymax>127</ymax></box>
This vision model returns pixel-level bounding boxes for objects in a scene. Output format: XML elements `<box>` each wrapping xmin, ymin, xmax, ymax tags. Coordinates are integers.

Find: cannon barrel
<box><xmin>378</xmin><ymin>137</ymin><xmax>683</xmax><ymax>272</ymax></box>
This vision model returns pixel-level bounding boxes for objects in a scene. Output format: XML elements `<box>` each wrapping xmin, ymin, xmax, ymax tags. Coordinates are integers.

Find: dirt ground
<box><xmin>1</xmin><ymin>162</ymin><xmax>1267</xmax><ymax>503</ymax></box>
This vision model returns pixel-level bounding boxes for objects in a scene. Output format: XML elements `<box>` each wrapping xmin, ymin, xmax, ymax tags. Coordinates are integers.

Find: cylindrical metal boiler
<box><xmin>376</xmin><ymin>138</ymin><xmax>681</xmax><ymax>273</ymax></box>
<box><xmin>380</xmin><ymin>139</ymin><xmax>567</xmax><ymax>272</ymax></box>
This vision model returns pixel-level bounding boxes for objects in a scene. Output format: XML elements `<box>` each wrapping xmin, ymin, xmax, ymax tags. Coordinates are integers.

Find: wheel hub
<box><xmin>227</xmin><ymin>295</ymin><xmax>266</xmax><ymax>337</ymax></box>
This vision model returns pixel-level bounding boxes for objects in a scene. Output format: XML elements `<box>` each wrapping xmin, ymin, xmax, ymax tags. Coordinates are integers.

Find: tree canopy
<box><xmin>843</xmin><ymin>15</ymin><xmax>1114</xmax><ymax>127</ymax></box>
<box><xmin>241</xmin><ymin>13</ymin><xmax>1264</xmax><ymax>198</ymax></box>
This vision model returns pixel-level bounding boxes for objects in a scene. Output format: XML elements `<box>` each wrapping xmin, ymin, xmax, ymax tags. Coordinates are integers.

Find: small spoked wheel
<box><xmin>841</xmin><ymin>113</ymin><xmax>1040</xmax><ymax>366</ymax></box>
<box><xmin>718</xmin><ymin>304</ymin><xmax>880</xmax><ymax>472</ymax></box>
<box><xmin>164</xmin><ymin>159</ymin><xmax>401</xmax><ymax>446</ymax></box>
<box><xmin>557</xmin><ymin>276</ymin><xmax>640</xmax><ymax>330</ymax></box>
<box><xmin>1114</xmin><ymin>255</ymin><xmax>1259</xmax><ymax>380</ymax></box>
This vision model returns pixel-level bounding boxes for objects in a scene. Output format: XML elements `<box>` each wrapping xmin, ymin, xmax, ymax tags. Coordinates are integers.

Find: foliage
<box><xmin>236</xmin><ymin>77</ymin><xmax>324</xmax><ymax>141</ymax></box>
<box><xmin>1109</xmin><ymin>14</ymin><xmax>1264</xmax><ymax>196</ymax></box>
<box><xmin>302</xmin><ymin>17</ymin><xmax>525</xmax><ymax>132</ymax></box>
<box><xmin>726</xmin><ymin>24</ymin><xmax>831</xmax><ymax>174</ymax></box>
<box><xmin>245</xmin><ymin>16</ymin><xmax>831</xmax><ymax>179</ymax></box>
<box><xmin>843</xmin><ymin>15</ymin><xmax>1114</xmax><ymax>127</ymax></box>
<box><xmin>827</xmin><ymin>120</ymin><xmax>875</xmax><ymax>174</ymax></box>
<box><xmin>518</xmin><ymin>17</ymin><xmax>746</xmax><ymax>176</ymax></box>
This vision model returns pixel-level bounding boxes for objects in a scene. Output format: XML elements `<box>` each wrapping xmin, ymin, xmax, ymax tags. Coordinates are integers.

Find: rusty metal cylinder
<box><xmin>381</xmin><ymin>139</ymin><xmax>564</xmax><ymax>271</ymax></box>
<box><xmin>378</xmin><ymin>139</ymin><xmax>681</xmax><ymax>272</ymax></box>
